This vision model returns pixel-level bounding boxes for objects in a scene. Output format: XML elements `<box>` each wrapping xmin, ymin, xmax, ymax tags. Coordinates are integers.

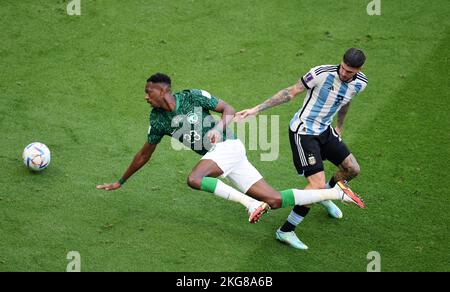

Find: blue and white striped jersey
<box><xmin>289</xmin><ymin>65</ymin><xmax>368</xmax><ymax>135</ymax></box>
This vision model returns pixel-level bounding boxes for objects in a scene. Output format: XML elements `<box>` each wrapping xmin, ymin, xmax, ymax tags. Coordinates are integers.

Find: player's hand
<box><xmin>207</xmin><ymin>129</ymin><xmax>222</xmax><ymax>145</ymax></box>
<box><xmin>335</xmin><ymin>127</ymin><xmax>342</xmax><ymax>135</ymax></box>
<box><xmin>96</xmin><ymin>182</ymin><xmax>121</xmax><ymax>191</ymax></box>
<box><xmin>234</xmin><ymin>107</ymin><xmax>259</xmax><ymax>122</ymax></box>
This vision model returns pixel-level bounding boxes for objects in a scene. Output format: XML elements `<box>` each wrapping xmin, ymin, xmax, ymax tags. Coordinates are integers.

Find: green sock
<box><xmin>281</xmin><ymin>189</ymin><xmax>295</xmax><ymax>208</ymax></box>
<box><xmin>200</xmin><ymin>177</ymin><xmax>218</xmax><ymax>193</ymax></box>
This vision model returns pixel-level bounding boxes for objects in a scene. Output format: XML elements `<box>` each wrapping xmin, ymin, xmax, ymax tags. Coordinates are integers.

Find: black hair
<box><xmin>147</xmin><ymin>73</ymin><xmax>171</xmax><ymax>86</ymax></box>
<box><xmin>343</xmin><ymin>48</ymin><xmax>366</xmax><ymax>68</ymax></box>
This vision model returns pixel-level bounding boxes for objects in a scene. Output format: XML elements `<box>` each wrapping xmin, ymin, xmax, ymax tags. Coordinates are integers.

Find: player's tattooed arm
<box><xmin>336</xmin><ymin>102</ymin><xmax>351</xmax><ymax>134</ymax></box>
<box><xmin>255</xmin><ymin>89</ymin><xmax>292</xmax><ymax>112</ymax></box>
<box><xmin>235</xmin><ymin>81</ymin><xmax>304</xmax><ymax>121</ymax></box>
<box><xmin>235</xmin><ymin>82</ymin><xmax>305</xmax><ymax>121</ymax></box>
<box><xmin>255</xmin><ymin>82</ymin><xmax>305</xmax><ymax>113</ymax></box>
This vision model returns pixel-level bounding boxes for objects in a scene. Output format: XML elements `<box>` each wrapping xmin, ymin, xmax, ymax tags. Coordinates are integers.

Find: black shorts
<box><xmin>289</xmin><ymin>126</ymin><xmax>351</xmax><ymax>177</ymax></box>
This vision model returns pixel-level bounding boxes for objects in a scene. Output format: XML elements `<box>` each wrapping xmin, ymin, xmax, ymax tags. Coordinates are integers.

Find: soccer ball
<box><xmin>23</xmin><ymin>142</ymin><xmax>51</xmax><ymax>171</ymax></box>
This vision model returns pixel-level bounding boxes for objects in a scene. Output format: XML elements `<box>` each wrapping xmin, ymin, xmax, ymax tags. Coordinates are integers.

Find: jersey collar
<box><xmin>169</xmin><ymin>94</ymin><xmax>180</xmax><ymax>113</ymax></box>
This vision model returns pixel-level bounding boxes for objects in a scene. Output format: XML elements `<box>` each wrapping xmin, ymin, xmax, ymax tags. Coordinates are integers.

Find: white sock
<box><xmin>319</xmin><ymin>183</ymin><xmax>333</xmax><ymax>207</ymax></box>
<box><xmin>292</xmin><ymin>188</ymin><xmax>341</xmax><ymax>206</ymax></box>
<box><xmin>213</xmin><ymin>180</ymin><xmax>257</xmax><ymax>209</ymax></box>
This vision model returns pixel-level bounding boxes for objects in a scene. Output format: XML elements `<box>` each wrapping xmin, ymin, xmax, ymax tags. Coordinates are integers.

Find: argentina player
<box><xmin>236</xmin><ymin>48</ymin><xmax>368</xmax><ymax>249</ymax></box>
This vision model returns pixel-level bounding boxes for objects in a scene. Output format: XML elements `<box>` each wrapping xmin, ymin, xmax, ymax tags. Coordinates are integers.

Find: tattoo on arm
<box><xmin>337</xmin><ymin>103</ymin><xmax>350</xmax><ymax>128</ymax></box>
<box><xmin>256</xmin><ymin>89</ymin><xmax>294</xmax><ymax>113</ymax></box>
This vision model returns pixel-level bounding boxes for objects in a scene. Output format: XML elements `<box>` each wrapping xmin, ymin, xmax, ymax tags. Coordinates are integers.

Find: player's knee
<box><xmin>267</xmin><ymin>196</ymin><xmax>282</xmax><ymax>209</ymax></box>
<box><xmin>187</xmin><ymin>174</ymin><xmax>202</xmax><ymax>190</ymax></box>
<box><xmin>348</xmin><ymin>162</ymin><xmax>361</xmax><ymax>177</ymax></box>
<box><xmin>306</xmin><ymin>173</ymin><xmax>327</xmax><ymax>189</ymax></box>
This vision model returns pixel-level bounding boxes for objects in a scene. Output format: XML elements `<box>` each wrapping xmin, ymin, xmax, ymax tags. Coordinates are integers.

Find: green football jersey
<box><xmin>147</xmin><ymin>89</ymin><xmax>236</xmax><ymax>156</ymax></box>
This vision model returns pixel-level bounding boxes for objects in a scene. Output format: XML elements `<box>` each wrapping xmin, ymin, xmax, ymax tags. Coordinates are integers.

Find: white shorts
<box><xmin>201</xmin><ymin>139</ymin><xmax>263</xmax><ymax>193</ymax></box>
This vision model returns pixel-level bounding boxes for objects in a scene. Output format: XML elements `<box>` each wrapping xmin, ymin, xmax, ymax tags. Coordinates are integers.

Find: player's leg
<box><xmin>188</xmin><ymin>140</ymin><xmax>269</xmax><ymax>223</ymax></box>
<box><xmin>274</xmin><ymin>172</ymin><xmax>326</xmax><ymax>250</ymax></box>
<box><xmin>319</xmin><ymin>153</ymin><xmax>361</xmax><ymax>218</ymax></box>
<box><xmin>187</xmin><ymin>158</ymin><xmax>260</xmax><ymax>209</ymax></box>
<box><xmin>187</xmin><ymin>159</ymin><xmax>224</xmax><ymax>189</ymax></box>
<box><xmin>310</xmin><ymin>127</ymin><xmax>354</xmax><ymax>218</ymax></box>
<box><xmin>279</xmin><ymin>171</ymin><xmax>326</xmax><ymax>228</ymax></box>
<box><xmin>312</xmin><ymin>172</ymin><xmax>344</xmax><ymax>219</ymax></box>
<box><xmin>244</xmin><ymin>177</ymin><xmax>348</xmax><ymax>210</ymax></box>
<box><xmin>243</xmin><ymin>179</ymin><xmax>282</xmax><ymax>208</ymax></box>
<box><xmin>224</xmin><ymin>153</ymin><xmax>353</xmax><ymax>211</ymax></box>
<box><xmin>274</xmin><ymin>130</ymin><xmax>325</xmax><ymax>249</ymax></box>
<box><xmin>323</xmin><ymin>127</ymin><xmax>360</xmax><ymax>207</ymax></box>
<box><xmin>285</xmin><ymin>129</ymin><xmax>327</xmax><ymax>224</ymax></box>
<box><xmin>331</xmin><ymin>153</ymin><xmax>361</xmax><ymax>183</ymax></box>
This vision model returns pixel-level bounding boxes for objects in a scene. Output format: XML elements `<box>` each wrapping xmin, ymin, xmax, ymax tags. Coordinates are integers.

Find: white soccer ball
<box><xmin>23</xmin><ymin>142</ymin><xmax>51</xmax><ymax>171</ymax></box>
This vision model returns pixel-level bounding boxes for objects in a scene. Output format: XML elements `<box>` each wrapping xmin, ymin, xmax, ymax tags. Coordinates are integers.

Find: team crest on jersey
<box><xmin>305</xmin><ymin>73</ymin><xmax>314</xmax><ymax>83</ymax></box>
<box><xmin>187</xmin><ymin>112</ymin><xmax>199</xmax><ymax>124</ymax></box>
<box><xmin>307</xmin><ymin>154</ymin><xmax>316</xmax><ymax>166</ymax></box>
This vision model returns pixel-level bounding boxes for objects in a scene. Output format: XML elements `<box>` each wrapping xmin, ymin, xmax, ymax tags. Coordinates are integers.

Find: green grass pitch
<box><xmin>0</xmin><ymin>0</ymin><xmax>449</xmax><ymax>271</ymax></box>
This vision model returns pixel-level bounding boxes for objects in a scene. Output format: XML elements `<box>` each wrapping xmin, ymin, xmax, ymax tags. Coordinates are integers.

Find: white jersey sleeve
<box><xmin>355</xmin><ymin>72</ymin><xmax>369</xmax><ymax>93</ymax></box>
<box><xmin>299</xmin><ymin>65</ymin><xmax>336</xmax><ymax>89</ymax></box>
<box><xmin>300</xmin><ymin>67</ymin><xmax>319</xmax><ymax>89</ymax></box>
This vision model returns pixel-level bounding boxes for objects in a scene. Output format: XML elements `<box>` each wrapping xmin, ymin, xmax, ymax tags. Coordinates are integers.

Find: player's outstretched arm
<box><xmin>96</xmin><ymin>142</ymin><xmax>157</xmax><ymax>191</ymax></box>
<box><xmin>235</xmin><ymin>82</ymin><xmax>305</xmax><ymax>120</ymax></box>
<box><xmin>208</xmin><ymin>100</ymin><xmax>235</xmax><ymax>144</ymax></box>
